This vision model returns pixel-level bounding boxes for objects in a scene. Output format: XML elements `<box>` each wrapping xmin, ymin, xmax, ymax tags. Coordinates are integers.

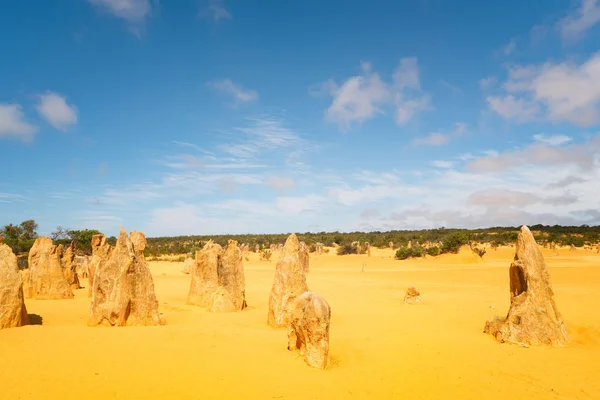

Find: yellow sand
<box><xmin>1</xmin><ymin>246</ymin><xmax>599</xmax><ymax>400</ymax></box>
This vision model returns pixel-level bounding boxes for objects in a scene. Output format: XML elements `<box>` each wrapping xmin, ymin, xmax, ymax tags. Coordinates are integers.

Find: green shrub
<box><xmin>441</xmin><ymin>232</ymin><xmax>470</xmax><ymax>254</ymax></box>
<box><xmin>426</xmin><ymin>246</ymin><xmax>440</xmax><ymax>256</ymax></box>
<box><xmin>395</xmin><ymin>246</ymin><xmax>424</xmax><ymax>260</ymax></box>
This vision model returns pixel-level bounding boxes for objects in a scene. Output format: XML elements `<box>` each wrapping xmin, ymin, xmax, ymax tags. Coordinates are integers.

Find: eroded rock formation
<box><xmin>0</xmin><ymin>244</ymin><xmax>29</xmax><ymax>329</ymax></box>
<box><xmin>188</xmin><ymin>240</ymin><xmax>247</xmax><ymax>312</ymax></box>
<box><xmin>88</xmin><ymin>234</ymin><xmax>111</xmax><ymax>297</ymax></box>
<box><xmin>25</xmin><ymin>237</ymin><xmax>74</xmax><ymax>300</ymax></box>
<box><xmin>268</xmin><ymin>234</ymin><xmax>309</xmax><ymax>328</ymax></box>
<box><xmin>404</xmin><ymin>286</ymin><xmax>421</xmax><ymax>304</ymax></box>
<box><xmin>217</xmin><ymin>240</ymin><xmax>247</xmax><ymax>311</ymax></box>
<box><xmin>60</xmin><ymin>242</ymin><xmax>80</xmax><ymax>289</ymax></box>
<box><xmin>484</xmin><ymin>225</ymin><xmax>569</xmax><ymax>346</ymax></box>
<box><xmin>89</xmin><ymin>228</ymin><xmax>165</xmax><ymax>326</ymax></box>
<box><xmin>287</xmin><ymin>291</ymin><xmax>330</xmax><ymax>369</ymax></box>
<box><xmin>188</xmin><ymin>241</ymin><xmax>222</xmax><ymax>307</ymax></box>
<box><xmin>299</xmin><ymin>242</ymin><xmax>310</xmax><ymax>273</ymax></box>
<box><xmin>181</xmin><ymin>253</ymin><xmax>193</xmax><ymax>275</ymax></box>
<box><xmin>74</xmin><ymin>255</ymin><xmax>90</xmax><ymax>279</ymax></box>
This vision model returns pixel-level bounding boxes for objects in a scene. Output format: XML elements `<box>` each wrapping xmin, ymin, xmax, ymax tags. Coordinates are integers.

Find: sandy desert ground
<box><xmin>1</xmin><ymin>246</ymin><xmax>599</xmax><ymax>400</ymax></box>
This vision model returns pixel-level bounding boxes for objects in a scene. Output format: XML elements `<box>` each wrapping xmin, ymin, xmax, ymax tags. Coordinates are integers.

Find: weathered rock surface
<box><xmin>188</xmin><ymin>240</ymin><xmax>247</xmax><ymax>312</ymax></box>
<box><xmin>187</xmin><ymin>241</ymin><xmax>222</xmax><ymax>307</ymax></box>
<box><xmin>89</xmin><ymin>228</ymin><xmax>165</xmax><ymax>326</ymax></box>
<box><xmin>25</xmin><ymin>237</ymin><xmax>74</xmax><ymax>300</ymax></box>
<box><xmin>88</xmin><ymin>234</ymin><xmax>111</xmax><ymax>298</ymax></box>
<box><xmin>484</xmin><ymin>225</ymin><xmax>569</xmax><ymax>346</ymax></box>
<box><xmin>287</xmin><ymin>291</ymin><xmax>330</xmax><ymax>369</ymax></box>
<box><xmin>268</xmin><ymin>234</ymin><xmax>309</xmax><ymax>328</ymax></box>
<box><xmin>74</xmin><ymin>255</ymin><xmax>90</xmax><ymax>279</ymax></box>
<box><xmin>0</xmin><ymin>244</ymin><xmax>29</xmax><ymax>329</ymax></box>
<box><xmin>404</xmin><ymin>286</ymin><xmax>421</xmax><ymax>304</ymax></box>
<box><xmin>60</xmin><ymin>242</ymin><xmax>80</xmax><ymax>289</ymax></box>
<box><xmin>299</xmin><ymin>242</ymin><xmax>309</xmax><ymax>273</ymax></box>
<box><xmin>217</xmin><ymin>240</ymin><xmax>247</xmax><ymax>311</ymax></box>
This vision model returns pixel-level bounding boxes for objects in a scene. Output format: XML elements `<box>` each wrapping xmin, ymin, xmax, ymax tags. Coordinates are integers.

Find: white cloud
<box><xmin>488</xmin><ymin>52</ymin><xmax>600</xmax><ymax>126</ymax></box>
<box><xmin>265</xmin><ymin>176</ymin><xmax>295</xmax><ymax>191</ymax></box>
<box><xmin>467</xmin><ymin>134</ymin><xmax>599</xmax><ymax>173</ymax></box>
<box><xmin>202</xmin><ymin>0</ymin><xmax>232</xmax><ymax>21</ymax></box>
<box><xmin>486</xmin><ymin>95</ymin><xmax>539</xmax><ymax>122</ymax></box>
<box><xmin>0</xmin><ymin>104</ymin><xmax>37</xmax><ymax>141</ymax></box>
<box><xmin>532</xmin><ymin>134</ymin><xmax>572</xmax><ymax>146</ymax></box>
<box><xmin>206</xmin><ymin>79</ymin><xmax>258</xmax><ymax>103</ymax></box>
<box><xmin>35</xmin><ymin>91</ymin><xmax>78</xmax><ymax>131</ymax></box>
<box><xmin>322</xmin><ymin>58</ymin><xmax>429</xmax><ymax>130</ymax></box>
<box><xmin>393</xmin><ymin>57</ymin><xmax>421</xmax><ymax>90</ymax></box>
<box><xmin>558</xmin><ymin>0</ymin><xmax>600</xmax><ymax>41</ymax></box>
<box><xmin>87</xmin><ymin>0</ymin><xmax>150</xmax><ymax>24</ymax></box>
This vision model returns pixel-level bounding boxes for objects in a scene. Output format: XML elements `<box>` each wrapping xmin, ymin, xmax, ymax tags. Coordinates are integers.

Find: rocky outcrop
<box><xmin>404</xmin><ymin>286</ymin><xmax>421</xmax><ymax>304</ymax></box>
<box><xmin>188</xmin><ymin>240</ymin><xmax>247</xmax><ymax>312</ymax></box>
<box><xmin>60</xmin><ymin>242</ymin><xmax>80</xmax><ymax>289</ymax></box>
<box><xmin>484</xmin><ymin>225</ymin><xmax>569</xmax><ymax>346</ymax></box>
<box><xmin>287</xmin><ymin>291</ymin><xmax>330</xmax><ymax>369</ymax></box>
<box><xmin>25</xmin><ymin>237</ymin><xmax>74</xmax><ymax>300</ymax></box>
<box><xmin>88</xmin><ymin>228</ymin><xmax>165</xmax><ymax>326</ymax></box>
<box><xmin>0</xmin><ymin>244</ymin><xmax>29</xmax><ymax>329</ymax></box>
<box><xmin>268</xmin><ymin>234</ymin><xmax>309</xmax><ymax>328</ymax></box>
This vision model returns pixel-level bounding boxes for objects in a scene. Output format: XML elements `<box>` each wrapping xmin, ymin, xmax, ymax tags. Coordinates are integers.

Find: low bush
<box><xmin>395</xmin><ymin>246</ymin><xmax>424</xmax><ymax>260</ymax></box>
<box><xmin>426</xmin><ymin>246</ymin><xmax>440</xmax><ymax>256</ymax></box>
<box><xmin>337</xmin><ymin>244</ymin><xmax>357</xmax><ymax>255</ymax></box>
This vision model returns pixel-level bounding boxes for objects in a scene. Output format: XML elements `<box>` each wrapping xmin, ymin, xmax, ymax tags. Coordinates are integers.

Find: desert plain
<box><xmin>1</xmin><ymin>245</ymin><xmax>599</xmax><ymax>400</ymax></box>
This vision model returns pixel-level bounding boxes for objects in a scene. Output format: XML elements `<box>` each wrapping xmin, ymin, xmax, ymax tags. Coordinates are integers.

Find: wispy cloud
<box><xmin>0</xmin><ymin>104</ymin><xmax>37</xmax><ymax>142</ymax></box>
<box><xmin>87</xmin><ymin>0</ymin><xmax>151</xmax><ymax>35</ymax></box>
<box><xmin>206</xmin><ymin>79</ymin><xmax>258</xmax><ymax>104</ymax></box>
<box><xmin>220</xmin><ymin>116</ymin><xmax>307</xmax><ymax>159</ymax></box>
<box><xmin>558</xmin><ymin>0</ymin><xmax>600</xmax><ymax>41</ymax></box>
<box><xmin>320</xmin><ymin>58</ymin><xmax>429</xmax><ymax>130</ymax></box>
<box><xmin>532</xmin><ymin>134</ymin><xmax>572</xmax><ymax>146</ymax></box>
<box><xmin>440</xmin><ymin>80</ymin><xmax>463</xmax><ymax>95</ymax></box>
<box><xmin>35</xmin><ymin>91</ymin><xmax>78</xmax><ymax>131</ymax></box>
<box><xmin>497</xmin><ymin>37</ymin><xmax>518</xmax><ymax>56</ymax></box>
<box><xmin>412</xmin><ymin>122</ymin><xmax>466</xmax><ymax>146</ymax></box>
<box><xmin>201</xmin><ymin>0</ymin><xmax>232</xmax><ymax>22</ymax></box>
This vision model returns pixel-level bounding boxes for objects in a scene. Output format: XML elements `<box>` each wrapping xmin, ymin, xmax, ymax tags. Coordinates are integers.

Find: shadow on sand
<box><xmin>28</xmin><ymin>314</ymin><xmax>43</xmax><ymax>325</ymax></box>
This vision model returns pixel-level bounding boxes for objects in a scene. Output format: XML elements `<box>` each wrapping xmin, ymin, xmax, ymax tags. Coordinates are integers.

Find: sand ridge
<box><xmin>1</xmin><ymin>246</ymin><xmax>599</xmax><ymax>399</ymax></box>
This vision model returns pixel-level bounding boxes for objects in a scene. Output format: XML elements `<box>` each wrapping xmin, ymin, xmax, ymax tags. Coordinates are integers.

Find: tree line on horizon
<box><xmin>1</xmin><ymin>220</ymin><xmax>599</xmax><ymax>258</ymax></box>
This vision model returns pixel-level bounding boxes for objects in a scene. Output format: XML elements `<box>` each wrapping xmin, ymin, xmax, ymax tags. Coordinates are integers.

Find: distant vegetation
<box><xmin>0</xmin><ymin>221</ymin><xmax>116</xmax><ymax>256</ymax></box>
<box><xmin>2</xmin><ymin>221</ymin><xmax>599</xmax><ymax>259</ymax></box>
<box><xmin>142</xmin><ymin>225</ymin><xmax>600</xmax><ymax>258</ymax></box>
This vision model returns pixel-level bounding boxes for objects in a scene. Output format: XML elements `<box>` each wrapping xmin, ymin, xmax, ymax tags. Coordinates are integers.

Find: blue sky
<box><xmin>1</xmin><ymin>0</ymin><xmax>599</xmax><ymax>237</ymax></box>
